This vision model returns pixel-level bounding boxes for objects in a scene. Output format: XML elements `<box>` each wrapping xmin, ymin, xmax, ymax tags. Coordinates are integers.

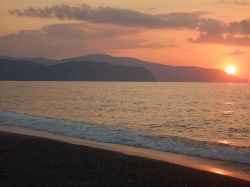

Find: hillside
<box><xmin>0</xmin><ymin>55</ymin><xmax>247</xmax><ymax>82</ymax></box>
<box><xmin>0</xmin><ymin>59</ymin><xmax>156</xmax><ymax>81</ymax></box>
<box><xmin>62</xmin><ymin>54</ymin><xmax>248</xmax><ymax>82</ymax></box>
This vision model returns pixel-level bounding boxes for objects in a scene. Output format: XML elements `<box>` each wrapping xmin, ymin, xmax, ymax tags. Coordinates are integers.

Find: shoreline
<box><xmin>1</xmin><ymin>124</ymin><xmax>250</xmax><ymax>183</ymax></box>
<box><xmin>1</xmin><ymin>131</ymin><xmax>250</xmax><ymax>186</ymax></box>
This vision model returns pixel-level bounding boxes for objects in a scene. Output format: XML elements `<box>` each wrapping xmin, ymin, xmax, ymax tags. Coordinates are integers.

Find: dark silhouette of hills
<box><xmin>62</xmin><ymin>54</ymin><xmax>248</xmax><ymax>82</ymax></box>
<box><xmin>0</xmin><ymin>59</ymin><xmax>156</xmax><ymax>81</ymax></box>
<box><xmin>0</xmin><ymin>56</ymin><xmax>60</xmax><ymax>65</ymax></box>
<box><xmin>0</xmin><ymin>59</ymin><xmax>44</xmax><ymax>80</ymax></box>
<box><xmin>0</xmin><ymin>54</ymin><xmax>247</xmax><ymax>82</ymax></box>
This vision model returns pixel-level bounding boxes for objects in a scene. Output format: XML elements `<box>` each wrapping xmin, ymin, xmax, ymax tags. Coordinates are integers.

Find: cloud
<box><xmin>217</xmin><ymin>0</ymin><xmax>250</xmax><ymax>6</ymax></box>
<box><xmin>223</xmin><ymin>49</ymin><xmax>244</xmax><ymax>55</ymax></box>
<box><xmin>227</xmin><ymin>19</ymin><xmax>250</xmax><ymax>35</ymax></box>
<box><xmin>194</xmin><ymin>18</ymin><xmax>226</xmax><ymax>41</ymax></box>
<box><xmin>189</xmin><ymin>18</ymin><xmax>250</xmax><ymax>46</ymax></box>
<box><xmin>9</xmin><ymin>4</ymin><xmax>205</xmax><ymax>29</ymax></box>
<box><xmin>6</xmin><ymin>4</ymin><xmax>250</xmax><ymax>47</ymax></box>
<box><xmin>0</xmin><ymin>23</ymin><xmax>175</xmax><ymax>58</ymax></box>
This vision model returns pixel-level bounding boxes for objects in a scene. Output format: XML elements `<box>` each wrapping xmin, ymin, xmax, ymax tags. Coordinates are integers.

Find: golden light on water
<box><xmin>218</xmin><ymin>140</ymin><xmax>230</xmax><ymax>144</ymax></box>
<box><xmin>217</xmin><ymin>139</ymin><xmax>238</xmax><ymax>146</ymax></box>
<box><xmin>225</xmin><ymin>66</ymin><xmax>237</xmax><ymax>75</ymax></box>
<box><xmin>208</xmin><ymin>168</ymin><xmax>229</xmax><ymax>176</ymax></box>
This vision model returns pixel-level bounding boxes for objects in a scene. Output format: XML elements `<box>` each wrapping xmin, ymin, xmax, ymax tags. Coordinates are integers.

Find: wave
<box><xmin>0</xmin><ymin>110</ymin><xmax>249</xmax><ymax>165</ymax></box>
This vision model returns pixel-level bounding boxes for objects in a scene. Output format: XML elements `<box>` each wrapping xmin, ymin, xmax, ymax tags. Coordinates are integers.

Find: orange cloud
<box><xmin>9</xmin><ymin>4</ymin><xmax>204</xmax><ymax>29</ymax></box>
<box><xmin>0</xmin><ymin>23</ymin><xmax>175</xmax><ymax>58</ymax></box>
<box><xmin>189</xmin><ymin>18</ymin><xmax>250</xmax><ymax>46</ymax></box>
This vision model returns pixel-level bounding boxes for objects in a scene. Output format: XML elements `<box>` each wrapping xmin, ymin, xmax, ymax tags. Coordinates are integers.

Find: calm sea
<box><xmin>0</xmin><ymin>81</ymin><xmax>249</xmax><ymax>168</ymax></box>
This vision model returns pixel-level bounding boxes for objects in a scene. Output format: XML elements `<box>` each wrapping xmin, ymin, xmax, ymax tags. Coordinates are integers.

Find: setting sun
<box><xmin>225</xmin><ymin>66</ymin><xmax>237</xmax><ymax>75</ymax></box>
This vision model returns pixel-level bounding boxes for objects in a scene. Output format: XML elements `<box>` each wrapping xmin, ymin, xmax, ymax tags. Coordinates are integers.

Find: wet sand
<box><xmin>1</xmin><ymin>131</ymin><xmax>250</xmax><ymax>187</ymax></box>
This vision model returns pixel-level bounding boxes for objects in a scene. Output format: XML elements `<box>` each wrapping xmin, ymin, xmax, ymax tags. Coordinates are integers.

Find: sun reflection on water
<box><xmin>217</xmin><ymin>139</ymin><xmax>238</xmax><ymax>146</ymax></box>
<box><xmin>218</xmin><ymin>140</ymin><xmax>230</xmax><ymax>144</ymax></box>
<box><xmin>223</xmin><ymin>110</ymin><xmax>233</xmax><ymax>115</ymax></box>
<box><xmin>208</xmin><ymin>168</ymin><xmax>229</xmax><ymax>175</ymax></box>
<box><xmin>223</xmin><ymin>101</ymin><xmax>234</xmax><ymax>105</ymax></box>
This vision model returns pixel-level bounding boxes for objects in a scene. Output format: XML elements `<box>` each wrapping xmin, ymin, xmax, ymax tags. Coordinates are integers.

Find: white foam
<box><xmin>0</xmin><ymin>110</ymin><xmax>249</xmax><ymax>164</ymax></box>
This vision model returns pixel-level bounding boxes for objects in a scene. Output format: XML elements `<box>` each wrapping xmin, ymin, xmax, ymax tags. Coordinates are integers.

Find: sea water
<box><xmin>0</xmin><ymin>81</ymin><xmax>249</xmax><ymax>175</ymax></box>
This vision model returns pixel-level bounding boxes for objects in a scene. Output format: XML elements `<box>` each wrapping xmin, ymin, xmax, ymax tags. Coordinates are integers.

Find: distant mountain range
<box><xmin>0</xmin><ymin>59</ymin><xmax>156</xmax><ymax>81</ymax></box>
<box><xmin>0</xmin><ymin>54</ymin><xmax>247</xmax><ymax>82</ymax></box>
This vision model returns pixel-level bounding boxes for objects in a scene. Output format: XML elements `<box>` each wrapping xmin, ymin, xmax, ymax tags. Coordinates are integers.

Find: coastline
<box><xmin>1</xmin><ymin>131</ymin><xmax>250</xmax><ymax>187</ymax></box>
<box><xmin>1</xmin><ymin>124</ymin><xmax>250</xmax><ymax>184</ymax></box>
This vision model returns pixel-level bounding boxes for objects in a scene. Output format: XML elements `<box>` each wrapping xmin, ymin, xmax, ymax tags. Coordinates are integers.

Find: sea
<box><xmin>0</xmin><ymin>81</ymin><xmax>250</xmax><ymax>179</ymax></box>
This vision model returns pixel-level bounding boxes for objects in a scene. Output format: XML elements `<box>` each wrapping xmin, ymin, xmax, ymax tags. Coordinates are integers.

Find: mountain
<box><xmin>61</xmin><ymin>54</ymin><xmax>248</xmax><ymax>82</ymax></box>
<box><xmin>0</xmin><ymin>59</ymin><xmax>156</xmax><ymax>81</ymax></box>
<box><xmin>0</xmin><ymin>56</ymin><xmax>60</xmax><ymax>65</ymax></box>
<box><xmin>0</xmin><ymin>59</ymin><xmax>44</xmax><ymax>80</ymax></box>
<box><xmin>0</xmin><ymin>54</ymin><xmax>247</xmax><ymax>82</ymax></box>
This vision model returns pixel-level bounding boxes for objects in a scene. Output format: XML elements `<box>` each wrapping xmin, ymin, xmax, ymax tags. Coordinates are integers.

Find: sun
<box><xmin>225</xmin><ymin>66</ymin><xmax>237</xmax><ymax>75</ymax></box>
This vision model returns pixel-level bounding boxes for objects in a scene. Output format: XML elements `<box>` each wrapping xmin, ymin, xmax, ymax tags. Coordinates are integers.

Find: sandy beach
<box><xmin>1</xmin><ymin>0</ymin><xmax>250</xmax><ymax>185</ymax></box>
<box><xmin>1</xmin><ymin>131</ymin><xmax>250</xmax><ymax>187</ymax></box>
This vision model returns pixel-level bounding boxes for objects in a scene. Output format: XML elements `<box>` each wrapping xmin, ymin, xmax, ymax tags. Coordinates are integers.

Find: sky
<box><xmin>0</xmin><ymin>0</ymin><xmax>249</xmax><ymax>79</ymax></box>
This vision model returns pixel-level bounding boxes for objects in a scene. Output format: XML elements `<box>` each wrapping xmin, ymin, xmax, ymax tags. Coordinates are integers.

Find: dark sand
<box><xmin>1</xmin><ymin>131</ymin><xmax>249</xmax><ymax>187</ymax></box>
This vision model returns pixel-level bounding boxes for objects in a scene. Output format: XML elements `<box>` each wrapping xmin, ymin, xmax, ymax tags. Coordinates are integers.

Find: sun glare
<box><xmin>208</xmin><ymin>168</ymin><xmax>228</xmax><ymax>176</ymax></box>
<box><xmin>225</xmin><ymin>66</ymin><xmax>236</xmax><ymax>75</ymax></box>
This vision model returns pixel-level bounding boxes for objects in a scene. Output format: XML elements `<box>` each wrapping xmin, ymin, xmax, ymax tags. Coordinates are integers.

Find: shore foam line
<box><xmin>0</xmin><ymin>124</ymin><xmax>249</xmax><ymax>182</ymax></box>
<box><xmin>1</xmin><ymin>110</ymin><xmax>249</xmax><ymax>165</ymax></box>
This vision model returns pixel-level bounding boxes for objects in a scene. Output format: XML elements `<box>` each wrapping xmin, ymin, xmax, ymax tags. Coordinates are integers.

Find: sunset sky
<box><xmin>0</xmin><ymin>0</ymin><xmax>249</xmax><ymax>79</ymax></box>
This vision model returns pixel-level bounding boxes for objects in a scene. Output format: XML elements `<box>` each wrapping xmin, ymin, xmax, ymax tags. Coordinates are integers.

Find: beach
<box><xmin>1</xmin><ymin>0</ymin><xmax>250</xmax><ymax>186</ymax></box>
<box><xmin>1</xmin><ymin>131</ymin><xmax>250</xmax><ymax>187</ymax></box>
